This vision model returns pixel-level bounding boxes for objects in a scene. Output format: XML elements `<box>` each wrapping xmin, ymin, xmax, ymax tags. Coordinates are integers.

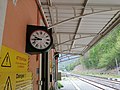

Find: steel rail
<box><xmin>84</xmin><ymin>75</ymin><xmax>120</xmax><ymax>85</ymax></box>
<box><xmin>71</xmin><ymin>77</ymin><xmax>104</xmax><ymax>90</ymax></box>
<box><xmin>71</xmin><ymin>74</ymin><xmax>120</xmax><ymax>90</ymax></box>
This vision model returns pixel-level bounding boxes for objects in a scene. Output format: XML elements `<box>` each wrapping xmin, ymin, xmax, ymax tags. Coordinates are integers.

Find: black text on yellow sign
<box><xmin>0</xmin><ymin>45</ymin><xmax>29</xmax><ymax>72</ymax></box>
<box><xmin>0</xmin><ymin>72</ymin><xmax>33</xmax><ymax>90</ymax></box>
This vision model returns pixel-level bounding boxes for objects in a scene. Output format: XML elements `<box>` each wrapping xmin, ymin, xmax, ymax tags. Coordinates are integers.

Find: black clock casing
<box><xmin>25</xmin><ymin>25</ymin><xmax>53</xmax><ymax>54</ymax></box>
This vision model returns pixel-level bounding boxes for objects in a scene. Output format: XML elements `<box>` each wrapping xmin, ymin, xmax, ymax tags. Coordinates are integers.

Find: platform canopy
<box><xmin>40</xmin><ymin>0</ymin><xmax>120</xmax><ymax>55</ymax></box>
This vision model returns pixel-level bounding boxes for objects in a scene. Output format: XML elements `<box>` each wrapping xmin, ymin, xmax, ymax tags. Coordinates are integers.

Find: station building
<box><xmin>0</xmin><ymin>0</ymin><xmax>58</xmax><ymax>90</ymax></box>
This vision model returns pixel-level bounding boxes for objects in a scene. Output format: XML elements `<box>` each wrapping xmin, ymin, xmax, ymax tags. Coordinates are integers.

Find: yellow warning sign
<box><xmin>0</xmin><ymin>72</ymin><xmax>33</xmax><ymax>90</ymax></box>
<box><xmin>1</xmin><ymin>52</ymin><xmax>11</xmax><ymax>67</ymax></box>
<box><xmin>4</xmin><ymin>76</ymin><xmax>12</xmax><ymax>90</ymax></box>
<box><xmin>0</xmin><ymin>45</ymin><xmax>29</xmax><ymax>72</ymax></box>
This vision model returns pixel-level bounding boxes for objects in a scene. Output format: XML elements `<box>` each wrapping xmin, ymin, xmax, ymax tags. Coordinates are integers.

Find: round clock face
<box><xmin>30</xmin><ymin>30</ymin><xmax>52</xmax><ymax>50</ymax></box>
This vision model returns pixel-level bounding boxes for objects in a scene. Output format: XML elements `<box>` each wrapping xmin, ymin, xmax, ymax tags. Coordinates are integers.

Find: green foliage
<box><xmin>57</xmin><ymin>81</ymin><xmax>63</xmax><ymax>89</ymax></box>
<box><xmin>81</xmin><ymin>25</ymin><xmax>120</xmax><ymax>69</ymax></box>
<box><xmin>58</xmin><ymin>59</ymin><xmax>79</xmax><ymax>71</ymax></box>
<box><xmin>65</xmin><ymin>59</ymin><xmax>80</xmax><ymax>71</ymax></box>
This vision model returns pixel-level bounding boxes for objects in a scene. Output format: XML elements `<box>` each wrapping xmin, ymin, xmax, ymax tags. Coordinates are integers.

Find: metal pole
<box><xmin>39</xmin><ymin>54</ymin><xmax>42</xmax><ymax>90</ymax></box>
<box><xmin>115</xmin><ymin>58</ymin><xmax>119</xmax><ymax>75</ymax></box>
<box><xmin>41</xmin><ymin>53</ymin><xmax>44</xmax><ymax>90</ymax></box>
<box><xmin>41</xmin><ymin>52</ymin><xmax>48</xmax><ymax>90</ymax></box>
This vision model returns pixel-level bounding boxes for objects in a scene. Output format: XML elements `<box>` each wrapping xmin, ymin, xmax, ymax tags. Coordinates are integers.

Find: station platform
<box><xmin>59</xmin><ymin>77</ymin><xmax>77</xmax><ymax>90</ymax></box>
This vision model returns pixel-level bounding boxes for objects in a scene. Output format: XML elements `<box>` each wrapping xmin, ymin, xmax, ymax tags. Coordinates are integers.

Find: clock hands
<box><xmin>32</xmin><ymin>36</ymin><xmax>42</xmax><ymax>40</ymax></box>
<box><xmin>30</xmin><ymin>30</ymin><xmax>52</xmax><ymax>50</ymax></box>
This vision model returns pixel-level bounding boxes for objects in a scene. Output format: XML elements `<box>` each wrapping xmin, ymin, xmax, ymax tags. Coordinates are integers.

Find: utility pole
<box><xmin>115</xmin><ymin>58</ymin><xmax>119</xmax><ymax>75</ymax></box>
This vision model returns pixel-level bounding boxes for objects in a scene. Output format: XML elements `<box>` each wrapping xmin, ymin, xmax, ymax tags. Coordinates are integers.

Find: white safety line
<box><xmin>68</xmin><ymin>78</ymin><xmax>81</xmax><ymax>90</ymax></box>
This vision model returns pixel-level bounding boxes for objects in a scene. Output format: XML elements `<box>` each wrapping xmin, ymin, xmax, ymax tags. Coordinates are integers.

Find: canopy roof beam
<box><xmin>69</xmin><ymin>0</ymin><xmax>88</xmax><ymax>51</ymax></box>
<box><xmin>48</xmin><ymin>8</ymin><xmax>120</xmax><ymax>29</ymax></box>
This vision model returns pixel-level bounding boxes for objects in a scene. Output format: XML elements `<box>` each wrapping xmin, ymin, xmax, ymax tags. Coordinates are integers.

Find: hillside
<box><xmin>72</xmin><ymin>64</ymin><xmax>120</xmax><ymax>75</ymax></box>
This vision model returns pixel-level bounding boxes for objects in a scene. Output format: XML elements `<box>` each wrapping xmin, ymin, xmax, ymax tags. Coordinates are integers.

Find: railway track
<box><xmin>66</xmin><ymin>73</ymin><xmax>120</xmax><ymax>90</ymax></box>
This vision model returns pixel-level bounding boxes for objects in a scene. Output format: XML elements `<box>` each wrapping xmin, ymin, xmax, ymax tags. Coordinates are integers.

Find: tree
<box><xmin>81</xmin><ymin>25</ymin><xmax>120</xmax><ymax>69</ymax></box>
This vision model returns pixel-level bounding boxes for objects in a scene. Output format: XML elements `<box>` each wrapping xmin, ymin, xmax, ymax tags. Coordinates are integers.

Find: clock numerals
<box><xmin>43</xmin><ymin>43</ymin><xmax>46</xmax><ymax>48</ymax></box>
<box><xmin>40</xmin><ymin>42</ymin><xmax>45</xmax><ymax>49</ymax></box>
<box><xmin>46</xmin><ymin>42</ymin><xmax>49</xmax><ymax>45</ymax></box>
<box><xmin>33</xmin><ymin>34</ymin><xmax>36</xmax><ymax>37</ymax></box>
<box><xmin>40</xmin><ymin>44</ymin><xmax>42</xmax><ymax>49</ymax></box>
<box><xmin>36</xmin><ymin>32</ymin><xmax>39</xmax><ymax>35</ymax></box>
<box><xmin>43</xmin><ymin>32</ymin><xmax>45</xmax><ymax>37</ymax></box>
<box><xmin>40</xmin><ymin>31</ymin><xmax>42</xmax><ymax>35</ymax></box>
<box><xmin>46</xmin><ymin>39</ymin><xmax>50</xmax><ymax>41</ymax></box>
<box><xmin>35</xmin><ymin>44</ymin><xmax>39</xmax><ymax>48</ymax></box>
<box><xmin>32</xmin><ymin>41</ymin><xmax>36</xmax><ymax>45</ymax></box>
<box><xmin>46</xmin><ymin>35</ymin><xmax>49</xmax><ymax>38</ymax></box>
<box><xmin>30</xmin><ymin>30</ymin><xmax>52</xmax><ymax>50</ymax></box>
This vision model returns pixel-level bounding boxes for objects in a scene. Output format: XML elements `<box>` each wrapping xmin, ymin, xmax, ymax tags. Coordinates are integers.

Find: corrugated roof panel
<box><xmin>88</xmin><ymin>0</ymin><xmax>120</xmax><ymax>5</ymax></box>
<box><xmin>71</xmin><ymin>47</ymin><xmax>85</xmax><ymax>52</ymax></box>
<box><xmin>74</xmin><ymin>37</ymin><xmax>95</xmax><ymax>45</ymax></box>
<box><xmin>41</xmin><ymin>0</ymin><xmax>120</xmax><ymax>55</ymax></box>
<box><xmin>53</xmin><ymin>0</ymin><xmax>85</xmax><ymax>4</ymax></box>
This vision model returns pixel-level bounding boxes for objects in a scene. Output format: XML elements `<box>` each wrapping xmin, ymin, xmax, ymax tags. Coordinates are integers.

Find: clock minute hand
<box><xmin>37</xmin><ymin>38</ymin><xmax>42</xmax><ymax>40</ymax></box>
<box><xmin>35</xmin><ymin>37</ymin><xmax>42</xmax><ymax>40</ymax></box>
<box><xmin>31</xmin><ymin>37</ymin><xmax>42</xmax><ymax>40</ymax></box>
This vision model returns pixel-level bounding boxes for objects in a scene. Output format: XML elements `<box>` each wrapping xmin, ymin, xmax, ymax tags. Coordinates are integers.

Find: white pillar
<box><xmin>0</xmin><ymin>0</ymin><xmax>8</xmax><ymax>54</ymax></box>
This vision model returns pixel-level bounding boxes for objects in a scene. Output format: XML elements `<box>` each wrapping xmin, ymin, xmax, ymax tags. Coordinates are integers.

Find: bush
<box><xmin>58</xmin><ymin>81</ymin><xmax>63</xmax><ymax>89</ymax></box>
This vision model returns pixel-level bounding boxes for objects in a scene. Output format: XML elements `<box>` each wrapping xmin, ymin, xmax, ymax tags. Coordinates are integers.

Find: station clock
<box><xmin>25</xmin><ymin>25</ymin><xmax>53</xmax><ymax>54</ymax></box>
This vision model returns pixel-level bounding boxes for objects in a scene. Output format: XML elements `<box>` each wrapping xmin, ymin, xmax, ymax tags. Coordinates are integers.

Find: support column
<box><xmin>0</xmin><ymin>0</ymin><xmax>8</xmax><ymax>54</ymax></box>
<box><xmin>41</xmin><ymin>52</ymin><xmax>48</xmax><ymax>90</ymax></box>
<box><xmin>54</xmin><ymin>52</ymin><xmax>59</xmax><ymax>90</ymax></box>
